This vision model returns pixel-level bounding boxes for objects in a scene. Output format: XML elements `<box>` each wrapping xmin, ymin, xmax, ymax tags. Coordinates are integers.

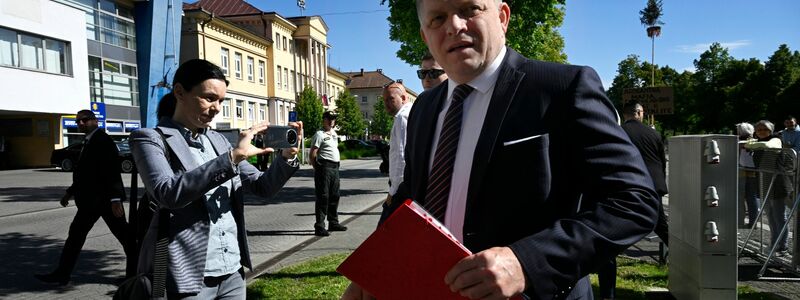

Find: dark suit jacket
<box><xmin>621</xmin><ymin>120</ymin><xmax>668</xmax><ymax>196</ymax></box>
<box><xmin>67</xmin><ymin>129</ymin><xmax>124</xmax><ymax>206</ymax></box>
<box><xmin>396</xmin><ymin>48</ymin><xmax>659</xmax><ymax>299</ymax></box>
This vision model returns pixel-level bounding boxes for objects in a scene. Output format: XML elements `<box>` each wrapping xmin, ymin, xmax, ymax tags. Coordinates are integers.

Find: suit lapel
<box><xmin>206</xmin><ymin>131</ymin><xmax>230</xmax><ymax>157</ymax></box>
<box><xmin>465</xmin><ymin>50</ymin><xmax>525</xmax><ymax>215</ymax></box>
<box><xmin>157</xmin><ymin>125</ymin><xmax>200</xmax><ymax>171</ymax></box>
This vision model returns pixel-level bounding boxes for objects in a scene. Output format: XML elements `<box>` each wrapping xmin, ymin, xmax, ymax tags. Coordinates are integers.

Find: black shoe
<box><xmin>34</xmin><ymin>273</ymin><xmax>69</xmax><ymax>286</ymax></box>
<box><xmin>329</xmin><ymin>224</ymin><xmax>348</xmax><ymax>232</ymax></box>
<box><xmin>315</xmin><ymin>228</ymin><xmax>330</xmax><ymax>237</ymax></box>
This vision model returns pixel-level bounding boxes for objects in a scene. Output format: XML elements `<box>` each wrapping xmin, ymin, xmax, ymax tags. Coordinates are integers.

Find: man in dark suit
<box><xmin>597</xmin><ymin>102</ymin><xmax>669</xmax><ymax>299</ymax></box>
<box><xmin>342</xmin><ymin>0</ymin><xmax>659</xmax><ymax>299</ymax></box>
<box><xmin>35</xmin><ymin>110</ymin><xmax>134</xmax><ymax>285</ymax></box>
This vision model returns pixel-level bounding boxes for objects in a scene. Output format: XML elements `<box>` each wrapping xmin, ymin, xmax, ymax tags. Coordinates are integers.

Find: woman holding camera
<box><xmin>130</xmin><ymin>59</ymin><xmax>301</xmax><ymax>298</ymax></box>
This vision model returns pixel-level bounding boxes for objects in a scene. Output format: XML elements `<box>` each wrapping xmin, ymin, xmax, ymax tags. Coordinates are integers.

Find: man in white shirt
<box><xmin>380</xmin><ymin>81</ymin><xmax>413</xmax><ymax>221</ymax></box>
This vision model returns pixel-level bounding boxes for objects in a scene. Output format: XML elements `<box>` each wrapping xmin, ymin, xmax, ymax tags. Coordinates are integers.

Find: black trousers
<box><xmin>314</xmin><ymin>160</ymin><xmax>341</xmax><ymax>229</ymax></box>
<box><xmin>54</xmin><ymin>199</ymin><xmax>135</xmax><ymax>278</ymax></box>
<box><xmin>598</xmin><ymin>194</ymin><xmax>669</xmax><ymax>299</ymax></box>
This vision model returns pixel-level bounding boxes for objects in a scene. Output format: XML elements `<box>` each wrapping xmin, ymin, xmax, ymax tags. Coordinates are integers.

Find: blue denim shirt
<box><xmin>781</xmin><ymin>127</ymin><xmax>800</xmax><ymax>153</ymax></box>
<box><xmin>178</xmin><ymin>124</ymin><xmax>241</xmax><ymax>277</ymax></box>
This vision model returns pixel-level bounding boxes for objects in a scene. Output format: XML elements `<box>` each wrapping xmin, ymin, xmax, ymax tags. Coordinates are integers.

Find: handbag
<box><xmin>114</xmin><ymin>128</ymin><xmax>170</xmax><ymax>300</ymax></box>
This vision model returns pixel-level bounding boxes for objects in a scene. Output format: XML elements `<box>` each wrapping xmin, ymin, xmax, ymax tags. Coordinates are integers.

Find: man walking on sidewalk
<box><xmin>35</xmin><ymin>109</ymin><xmax>134</xmax><ymax>285</ymax></box>
<box><xmin>310</xmin><ymin>111</ymin><xmax>347</xmax><ymax>237</ymax></box>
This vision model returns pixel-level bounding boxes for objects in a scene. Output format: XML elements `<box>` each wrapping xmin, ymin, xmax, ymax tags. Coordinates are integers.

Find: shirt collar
<box><xmin>163</xmin><ymin>118</ymin><xmax>207</xmax><ymax>150</ymax></box>
<box><xmin>84</xmin><ymin>127</ymin><xmax>100</xmax><ymax>141</ymax></box>
<box><xmin>395</xmin><ymin>102</ymin><xmax>412</xmax><ymax>117</ymax></box>
<box><xmin>446</xmin><ymin>46</ymin><xmax>507</xmax><ymax>96</ymax></box>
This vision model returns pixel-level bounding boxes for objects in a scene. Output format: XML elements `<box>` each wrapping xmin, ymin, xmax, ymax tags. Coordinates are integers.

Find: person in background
<box><xmin>379</xmin><ymin>81</ymin><xmax>413</xmax><ymax>222</ymax></box>
<box><xmin>310</xmin><ymin>111</ymin><xmax>346</xmax><ymax>237</ymax></box>
<box><xmin>35</xmin><ymin>110</ymin><xmax>135</xmax><ymax>285</ymax></box>
<box><xmin>780</xmin><ymin>115</ymin><xmax>800</xmax><ymax>153</ymax></box>
<box><xmin>737</xmin><ymin>122</ymin><xmax>760</xmax><ymax>227</ymax></box>
<box><xmin>747</xmin><ymin>120</ymin><xmax>792</xmax><ymax>256</ymax></box>
<box><xmin>418</xmin><ymin>51</ymin><xmax>448</xmax><ymax>91</ymax></box>
<box><xmin>130</xmin><ymin>59</ymin><xmax>301</xmax><ymax>298</ymax></box>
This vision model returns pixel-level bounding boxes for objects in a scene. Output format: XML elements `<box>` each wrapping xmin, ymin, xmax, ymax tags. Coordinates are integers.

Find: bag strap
<box><xmin>151</xmin><ymin>127</ymin><xmax>169</xmax><ymax>298</ymax></box>
<box><xmin>129</xmin><ymin>128</ymin><xmax>170</xmax><ymax>298</ymax></box>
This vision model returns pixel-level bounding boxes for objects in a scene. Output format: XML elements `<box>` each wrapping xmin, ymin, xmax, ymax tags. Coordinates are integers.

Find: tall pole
<box><xmin>651</xmin><ymin>35</ymin><xmax>655</xmax><ymax>87</ymax></box>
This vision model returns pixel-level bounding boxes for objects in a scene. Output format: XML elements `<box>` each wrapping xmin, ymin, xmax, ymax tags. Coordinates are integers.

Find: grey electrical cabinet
<box><xmin>668</xmin><ymin>135</ymin><xmax>738</xmax><ymax>300</ymax></box>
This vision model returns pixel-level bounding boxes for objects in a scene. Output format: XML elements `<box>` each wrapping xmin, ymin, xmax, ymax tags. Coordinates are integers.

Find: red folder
<box><xmin>337</xmin><ymin>200</ymin><xmax>471</xmax><ymax>299</ymax></box>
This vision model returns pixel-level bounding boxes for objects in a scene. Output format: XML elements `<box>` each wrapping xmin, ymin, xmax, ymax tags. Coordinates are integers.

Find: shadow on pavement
<box><xmin>244</xmin><ymin>187</ymin><xmax>383</xmax><ymax>206</ymax></box>
<box><xmin>292</xmin><ymin>211</ymin><xmax>381</xmax><ymax>217</ymax></box>
<box><xmin>292</xmin><ymin>166</ymin><xmax>387</xmax><ymax>180</ymax></box>
<box><xmin>247</xmin><ymin>229</ymin><xmax>316</xmax><ymax>236</ymax></box>
<box><xmin>0</xmin><ymin>186</ymin><xmax>67</xmax><ymax>203</ymax></box>
<box><xmin>0</xmin><ymin>232</ymin><xmax>125</xmax><ymax>298</ymax></box>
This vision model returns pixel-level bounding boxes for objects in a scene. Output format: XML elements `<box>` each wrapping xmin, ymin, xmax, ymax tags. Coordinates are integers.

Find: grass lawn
<box><xmin>247</xmin><ymin>253</ymin><xmax>781</xmax><ymax>299</ymax></box>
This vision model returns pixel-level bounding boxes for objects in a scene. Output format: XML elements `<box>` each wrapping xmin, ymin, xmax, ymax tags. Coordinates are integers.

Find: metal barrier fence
<box><xmin>738</xmin><ymin>147</ymin><xmax>800</xmax><ymax>279</ymax></box>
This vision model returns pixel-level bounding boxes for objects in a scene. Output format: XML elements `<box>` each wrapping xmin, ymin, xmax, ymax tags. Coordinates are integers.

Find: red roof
<box><xmin>343</xmin><ymin>70</ymin><xmax>393</xmax><ymax>89</ymax></box>
<box><xmin>183</xmin><ymin>0</ymin><xmax>261</xmax><ymax>16</ymax></box>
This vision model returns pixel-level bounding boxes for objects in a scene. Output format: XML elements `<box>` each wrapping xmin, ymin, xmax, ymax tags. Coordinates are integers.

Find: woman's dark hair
<box><xmin>157</xmin><ymin>59</ymin><xmax>229</xmax><ymax>119</ymax></box>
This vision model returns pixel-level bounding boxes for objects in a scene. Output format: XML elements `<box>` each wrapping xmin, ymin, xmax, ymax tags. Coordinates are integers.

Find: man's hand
<box><xmin>111</xmin><ymin>202</ymin><xmax>125</xmax><ymax>218</ymax></box>
<box><xmin>384</xmin><ymin>194</ymin><xmax>392</xmax><ymax>206</ymax></box>
<box><xmin>60</xmin><ymin>193</ymin><xmax>71</xmax><ymax>207</ymax></box>
<box><xmin>445</xmin><ymin>247</ymin><xmax>526</xmax><ymax>299</ymax></box>
<box><xmin>340</xmin><ymin>282</ymin><xmax>375</xmax><ymax>300</ymax></box>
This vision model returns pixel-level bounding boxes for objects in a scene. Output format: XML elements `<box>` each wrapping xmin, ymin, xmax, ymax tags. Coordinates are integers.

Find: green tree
<box><xmin>762</xmin><ymin>44</ymin><xmax>800</xmax><ymax>122</ymax></box>
<box><xmin>295</xmin><ymin>85</ymin><xmax>323</xmax><ymax>135</ymax></box>
<box><xmin>380</xmin><ymin>0</ymin><xmax>567</xmax><ymax>65</ymax></box>
<box><xmin>335</xmin><ymin>89</ymin><xmax>366</xmax><ymax>138</ymax></box>
<box><xmin>370</xmin><ymin>98</ymin><xmax>393</xmax><ymax>139</ymax></box>
<box><xmin>639</xmin><ymin>0</ymin><xmax>664</xmax><ymax>85</ymax></box>
<box><xmin>692</xmin><ymin>43</ymin><xmax>734</xmax><ymax>132</ymax></box>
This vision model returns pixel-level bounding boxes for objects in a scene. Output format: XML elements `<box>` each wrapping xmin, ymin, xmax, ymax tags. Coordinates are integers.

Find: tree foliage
<box><xmin>379</xmin><ymin>0</ymin><xmax>567</xmax><ymax>65</ymax></box>
<box><xmin>334</xmin><ymin>89</ymin><xmax>366</xmax><ymax>138</ymax></box>
<box><xmin>295</xmin><ymin>85</ymin><xmax>323</xmax><ymax>135</ymax></box>
<box><xmin>607</xmin><ymin>43</ymin><xmax>800</xmax><ymax>135</ymax></box>
<box><xmin>639</xmin><ymin>0</ymin><xmax>664</xmax><ymax>27</ymax></box>
<box><xmin>370</xmin><ymin>98</ymin><xmax>394</xmax><ymax>139</ymax></box>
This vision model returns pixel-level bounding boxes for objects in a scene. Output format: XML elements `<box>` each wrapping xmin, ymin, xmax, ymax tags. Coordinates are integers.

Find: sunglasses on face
<box><xmin>417</xmin><ymin>69</ymin><xmax>445</xmax><ymax>80</ymax></box>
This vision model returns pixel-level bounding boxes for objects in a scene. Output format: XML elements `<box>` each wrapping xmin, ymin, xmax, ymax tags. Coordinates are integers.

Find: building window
<box><xmin>259</xmin><ymin>104</ymin><xmax>266</xmax><ymax>121</ymax></box>
<box><xmin>282</xmin><ymin>36</ymin><xmax>287</xmax><ymax>52</ymax></box>
<box><xmin>234</xmin><ymin>52</ymin><xmax>242</xmax><ymax>79</ymax></box>
<box><xmin>291</xmin><ymin>72</ymin><xmax>295</xmax><ymax>93</ymax></box>
<box><xmin>220</xmin><ymin>47</ymin><xmax>229</xmax><ymax>76</ymax></box>
<box><xmin>361</xmin><ymin>96</ymin><xmax>368</xmax><ymax>104</ymax></box>
<box><xmin>88</xmin><ymin>55</ymin><xmax>139</xmax><ymax>106</ymax></box>
<box><xmin>235</xmin><ymin>100</ymin><xmax>244</xmax><ymax>119</ymax></box>
<box><xmin>0</xmin><ymin>27</ymin><xmax>72</xmax><ymax>75</ymax></box>
<box><xmin>222</xmin><ymin>98</ymin><xmax>231</xmax><ymax>118</ymax></box>
<box><xmin>258</xmin><ymin>60</ymin><xmax>265</xmax><ymax>84</ymax></box>
<box><xmin>247</xmin><ymin>56</ymin><xmax>254</xmax><ymax>82</ymax></box>
<box><xmin>248</xmin><ymin>102</ymin><xmax>254</xmax><ymax>121</ymax></box>
<box><xmin>288</xmin><ymin>39</ymin><xmax>293</xmax><ymax>54</ymax></box>
<box><xmin>276</xmin><ymin>65</ymin><xmax>282</xmax><ymax>90</ymax></box>
<box><xmin>74</xmin><ymin>0</ymin><xmax>136</xmax><ymax>50</ymax></box>
<box><xmin>283</xmin><ymin>67</ymin><xmax>289</xmax><ymax>91</ymax></box>
<box><xmin>275</xmin><ymin>33</ymin><xmax>281</xmax><ymax>51</ymax></box>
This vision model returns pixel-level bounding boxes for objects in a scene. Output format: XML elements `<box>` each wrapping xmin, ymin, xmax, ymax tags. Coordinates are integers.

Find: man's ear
<box><xmin>498</xmin><ymin>2</ymin><xmax>510</xmax><ymax>33</ymax></box>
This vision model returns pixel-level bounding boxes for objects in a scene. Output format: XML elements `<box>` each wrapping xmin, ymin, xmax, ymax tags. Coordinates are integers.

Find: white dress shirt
<box><xmin>389</xmin><ymin>102</ymin><xmax>412</xmax><ymax>196</ymax></box>
<box><xmin>428</xmin><ymin>47</ymin><xmax>507</xmax><ymax>242</ymax></box>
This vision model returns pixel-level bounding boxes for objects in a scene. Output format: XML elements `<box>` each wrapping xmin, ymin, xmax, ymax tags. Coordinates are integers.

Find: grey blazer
<box><xmin>130</xmin><ymin>119</ymin><xmax>298</xmax><ymax>294</ymax></box>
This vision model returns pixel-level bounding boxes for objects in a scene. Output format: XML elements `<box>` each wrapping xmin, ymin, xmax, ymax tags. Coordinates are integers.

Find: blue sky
<box><xmin>252</xmin><ymin>0</ymin><xmax>800</xmax><ymax>94</ymax></box>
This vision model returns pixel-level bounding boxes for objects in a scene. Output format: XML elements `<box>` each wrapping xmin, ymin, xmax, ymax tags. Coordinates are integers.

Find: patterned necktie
<box><xmin>425</xmin><ymin>84</ymin><xmax>474</xmax><ymax>222</ymax></box>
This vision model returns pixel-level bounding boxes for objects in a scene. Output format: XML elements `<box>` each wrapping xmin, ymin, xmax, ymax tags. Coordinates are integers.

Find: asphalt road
<box><xmin>0</xmin><ymin>158</ymin><xmax>386</xmax><ymax>299</ymax></box>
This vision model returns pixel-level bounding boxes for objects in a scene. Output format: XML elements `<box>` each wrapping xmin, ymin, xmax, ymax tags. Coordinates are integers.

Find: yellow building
<box><xmin>326</xmin><ymin>67</ymin><xmax>349</xmax><ymax>111</ymax></box>
<box><xmin>181</xmin><ymin>6</ymin><xmax>271</xmax><ymax>130</ymax></box>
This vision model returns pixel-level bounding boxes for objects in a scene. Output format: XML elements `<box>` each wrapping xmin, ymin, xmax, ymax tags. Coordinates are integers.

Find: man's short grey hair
<box><xmin>416</xmin><ymin>0</ymin><xmax>503</xmax><ymax>20</ymax></box>
<box><xmin>755</xmin><ymin>120</ymin><xmax>775</xmax><ymax>133</ymax></box>
<box><xmin>736</xmin><ymin>122</ymin><xmax>754</xmax><ymax>138</ymax></box>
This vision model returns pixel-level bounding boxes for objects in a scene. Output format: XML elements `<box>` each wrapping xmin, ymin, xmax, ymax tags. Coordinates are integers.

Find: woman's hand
<box><xmin>281</xmin><ymin>121</ymin><xmax>303</xmax><ymax>160</ymax></box>
<box><xmin>231</xmin><ymin>122</ymin><xmax>274</xmax><ymax>164</ymax></box>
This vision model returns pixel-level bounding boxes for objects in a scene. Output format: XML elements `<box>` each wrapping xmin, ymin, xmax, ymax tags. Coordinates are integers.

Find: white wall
<box><xmin>0</xmin><ymin>0</ymin><xmax>88</xmax><ymax>114</ymax></box>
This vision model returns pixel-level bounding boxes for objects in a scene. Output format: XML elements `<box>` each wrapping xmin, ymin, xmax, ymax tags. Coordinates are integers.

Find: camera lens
<box><xmin>286</xmin><ymin>129</ymin><xmax>297</xmax><ymax>145</ymax></box>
